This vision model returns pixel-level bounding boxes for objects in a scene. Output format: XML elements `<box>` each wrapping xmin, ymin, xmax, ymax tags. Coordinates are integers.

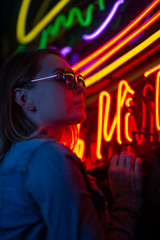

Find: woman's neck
<box><xmin>43</xmin><ymin>125</ymin><xmax>64</xmax><ymax>142</ymax></box>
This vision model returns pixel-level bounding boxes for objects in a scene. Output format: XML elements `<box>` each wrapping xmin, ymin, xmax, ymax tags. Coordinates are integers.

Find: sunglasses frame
<box><xmin>26</xmin><ymin>68</ymin><xmax>86</xmax><ymax>90</ymax></box>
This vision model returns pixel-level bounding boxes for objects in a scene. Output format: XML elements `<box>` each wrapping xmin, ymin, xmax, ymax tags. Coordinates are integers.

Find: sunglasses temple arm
<box><xmin>31</xmin><ymin>74</ymin><xmax>57</xmax><ymax>82</ymax></box>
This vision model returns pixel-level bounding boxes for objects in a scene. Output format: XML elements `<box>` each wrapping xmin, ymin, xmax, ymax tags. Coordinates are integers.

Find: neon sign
<box><xmin>74</xmin><ymin>67</ymin><xmax>160</xmax><ymax>161</ymax></box>
<box><xmin>15</xmin><ymin>1</ymin><xmax>160</xmax><ymax>166</ymax></box>
<box><xmin>96</xmin><ymin>70</ymin><xmax>160</xmax><ymax>159</ymax></box>
<box><xmin>17</xmin><ymin>0</ymin><xmax>109</xmax><ymax>44</ymax></box>
<box><xmin>38</xmin><ymin>3</ymin><xmax>95</xmax><ymax>49</ymax></box>
<box><xmin>84</xmin><ymin>29</ymin><xmax>160</xmax><ymax>87</ymax></box>
<box><xmin>96</xmin><ymin>80</ymin><xmax>135</xmax><ymax>159</ymax></box>
<box><xmin>80</xmin><ymin>12</ymin><xmax>160</xmax><ymax>78</ymax></box>
<box><xmin>17</xmin><ymin>0</ymin><xmax>70</xmax><ymax>44</ymax></box>
<box><xmin>73</xmin><ymin>0</ymin><xmax>159</xmax><ymax>71</ymax></box>
<box><xmin>82</xmin><ymin>0</ymin><xmax>124</xmax><ymax>41</ymax></box>
<box><xmin>155</xmin><ymin>71</ymin><xmax>160</xmax><ymax>131</ymax></box>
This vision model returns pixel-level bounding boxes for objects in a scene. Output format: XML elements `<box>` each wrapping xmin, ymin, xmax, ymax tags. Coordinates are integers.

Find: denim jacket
<box><xmin>0</xmin><ymin>139</ymin><xmax>142</xmax><ymax>240</ymax></box>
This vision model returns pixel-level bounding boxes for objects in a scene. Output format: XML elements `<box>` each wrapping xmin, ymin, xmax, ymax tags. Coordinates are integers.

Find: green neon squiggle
<box><xmin>98</xmin><ymin>0</ymin><xmax>105</xmax><ymax>11</ymax></box>
<box><xmin>39</xmin><ymin>29</ymin><xmax>48</xmax><ymax>49</ymax></box>
<box><xmin>48</xmin><ymin>4</ymin><xmax>95</xmax><ymax>36</ymax></box>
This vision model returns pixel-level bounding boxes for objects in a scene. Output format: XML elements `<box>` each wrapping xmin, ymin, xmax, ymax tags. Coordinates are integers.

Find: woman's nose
<box><xmin>74</xmin><ymin>84</ymin><xmax>86</xmax><ymax>96</ymax></box>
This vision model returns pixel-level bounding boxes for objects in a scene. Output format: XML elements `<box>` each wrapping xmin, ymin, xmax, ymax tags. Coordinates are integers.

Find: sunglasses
<box><xmin>23</xmin><ymin>68</ymin><xmax>86</xmax><ymax>90</ymax></box>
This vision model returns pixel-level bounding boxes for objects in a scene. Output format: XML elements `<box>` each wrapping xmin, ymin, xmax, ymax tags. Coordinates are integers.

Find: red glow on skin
<box><xmin>74</xmin><ymin>67</ymin><xmax>160</xmax><ymax>162</ymax></box>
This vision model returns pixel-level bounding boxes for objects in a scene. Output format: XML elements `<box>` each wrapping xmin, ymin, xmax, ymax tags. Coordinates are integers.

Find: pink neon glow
<box><xmin>82</xmin><ymin>0</ymin><xmax>124</xmax><ymax>41</ymax></box>
<box><xmin>60</xmin><ymin>46</ymin><xmax>72</xmax><ymax>57</ymax></box>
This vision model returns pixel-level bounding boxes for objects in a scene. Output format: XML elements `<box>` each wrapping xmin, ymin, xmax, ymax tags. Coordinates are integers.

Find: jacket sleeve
<box><xmin>25</xmin><ymin>141</ymin><xmax>142</xmax><ymax>240</ymax></box>
<box><xmin>107</xmin><ymin>193</ymin><xmax>142</xmax><ymax>240</ymax></box>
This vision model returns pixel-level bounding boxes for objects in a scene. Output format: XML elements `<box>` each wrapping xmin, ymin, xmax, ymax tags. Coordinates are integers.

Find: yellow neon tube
<box><xmin>125</xmin><ymin>112</ymin><xmax>132</xmax><ymax>142</ymax></box>
<box><xmin>155</xmin><ymin>71</ymin><xmax>160</xmax><ymax>131</ymax></box>
<box><xmin>124</xmin><ymin>97</ymin><xmax>133</xmax><ymax>142</ymax></box>
<box><xmin>73</xmin><ymin>0</ymin><xmax>159</xmax><ymax>71</ymax></box>
<box><xmin>85</xmin><ymin>30</ymin><xmax>160</xmax><ymax>87</ymax></box>
<box><xmin>96</xmin><ymin>91</ymin><xmax>106</xmax><ymax>159</ymax></box>
<box><xmin>96</xmin><ymin>81</ymin><xmax>134</xmax><ymax>159</ymax></box>
<box><xmin>81</xmin><ymin>11</ymin><xmax>160</xmax><ymax>77</ymax></box>
<box><xmin>17</xmin><ymin>0</ymin><xmax>70</xmax><ymax>44</ymax></box>
<box><xmin>116</xmin><ymin>81</ymin><xmax>134</xmax><ymax>144</ymax></box>
<box><xmin>144</xmin><ymin>64</ymin><xmax>160</xmax><ymax>77</ymax></box>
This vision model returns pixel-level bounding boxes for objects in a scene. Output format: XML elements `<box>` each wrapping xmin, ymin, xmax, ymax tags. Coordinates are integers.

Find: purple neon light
<box><xmin>60</xmin><ymin>46</ymin><xmax>72</xmax><ymax>56</ymax></box>
<box><xmin>128</xmin><ymin>11</ymin><xmax>151</xmax><ymax>45</ymax></box>
<box><xmin>82</xmin><ymin>0</ymin><xmax>125</xmax><ymax>41</ymax></box>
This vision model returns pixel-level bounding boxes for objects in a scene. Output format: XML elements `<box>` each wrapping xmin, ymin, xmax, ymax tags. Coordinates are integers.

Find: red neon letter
<box><xmin>155</xmin><ymin>71</ymin><xmax>160</xmax><ymax>131</ymax></box>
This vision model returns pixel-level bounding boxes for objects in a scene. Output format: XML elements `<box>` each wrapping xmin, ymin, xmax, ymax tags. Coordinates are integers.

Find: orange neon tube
<box><xmin>96</xmin><ymin>81</ymin><xmax>135</xmax><ymax>159</ymax></box>
<box><xmin>113</xmin><ymin>44</ymin><xmax>160</xmax><ymax>79</ymax></box>
<box><xmin>72</xmin><ymin>0</ymin><xmax>159</xmax><ymax>71</ymax></box>
<box><xmin>144</xmin><ymin>64</ymin><xmax>160</xmax><ymax>77</ymax></box>
<box><xmin>103</xmin><ymin>84</ymin><xmax>132</xmax><ymax>143</ymax></box>
<box><xmin>96</xmin><ymin>91</ymin><xmax>109</xmax><ymax>159</ymax></box>
<box><xmin>125</xmin><ymin>112</ymin><xmax>132</xmax><ymax>142</ymax></box>
<box><xmin>150</xmin><ymin>102</ymin><xmax>154</xmax><ymax>142</ymax></box>
<box><xmin>155</xmin><ymin>71</ymin><xmax>160</xmax><ymax>131</ymax></box>
<box><xmin>124</xmin><ymin>97</ymin><xmax>133</xmax><ymax>142</ymax></box>
<box><xmin>116</xmin><ymin>81</ymin><xmax>135</xmax><ymax>144</ymax></box>
<box><xmin>81</xmin><ymin>11</ymin><xmax>160</xmax><ymax>77</ymax></box>
<box><xmin>85</xmin><ymin>30</ymin><xmax>159</xmax><ymax>87</ymax></box>
<box><xmin>128</xmin><ymin>84</ymin><xmax>154</xmax><ymax>145</ymax></box>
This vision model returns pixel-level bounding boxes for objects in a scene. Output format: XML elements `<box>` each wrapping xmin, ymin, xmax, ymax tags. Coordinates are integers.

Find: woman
<box><xmin>0</xmin><ymin>48</ymin><xmax>142</xmax><ymax>240</ymax></box>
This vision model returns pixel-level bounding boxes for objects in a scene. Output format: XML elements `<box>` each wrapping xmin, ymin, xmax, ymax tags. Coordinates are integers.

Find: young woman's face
<box><xmin>30</xmin><ymin>54</ymin><xmax>86</xmax><ymax>129</ymax></box>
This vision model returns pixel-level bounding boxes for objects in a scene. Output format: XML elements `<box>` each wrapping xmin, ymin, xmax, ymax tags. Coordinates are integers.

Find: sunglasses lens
<box><xmin>63</xmin><ymin>68</ymin><xmax>85</xmax><ymax>89</ymax></box>
<box><xmin>64</xmin><ymin>74</ymin><xmax>75</xmax><ymax>88</ymax></box>
<box><xmin>77</xmin><ymin>75</ymin><xmax>86</xmax><ymax>88</ymax></box>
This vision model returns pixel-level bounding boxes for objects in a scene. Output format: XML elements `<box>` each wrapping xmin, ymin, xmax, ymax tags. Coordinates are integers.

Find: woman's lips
<box><xmin>74</xmin><ymin>100</ymin><xmax>85</xmax><ymax>108</ymax></box>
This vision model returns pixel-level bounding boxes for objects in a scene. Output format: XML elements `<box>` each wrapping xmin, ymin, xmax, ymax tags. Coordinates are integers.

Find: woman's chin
<box><xmin>72</xmin><ymin>112</ymin><xmax>87</xmax><ymax>125</ymax></box>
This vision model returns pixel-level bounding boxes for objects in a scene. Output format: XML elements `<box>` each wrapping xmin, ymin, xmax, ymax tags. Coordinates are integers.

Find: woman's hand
<box><xmin>108</xmin><ymin>152</ymin><xmax>142</xmax><ymax>197</ymax></box>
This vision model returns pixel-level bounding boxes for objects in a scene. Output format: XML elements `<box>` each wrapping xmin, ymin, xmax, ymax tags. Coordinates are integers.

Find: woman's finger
<box><xmin>126</xmin><ymin>153</ymin><xmax>134</xmax><ymax>172</ymax></box>
<box><xmin>134</xmin><ymin>157</ymin><xmax>142</xmax><ymax>176</ymax></box>
<box><xmin>109</xmin><ymin>155</ymin><xmax>119</xmax><ymax>169</ymax></box>
<box><xmin>118</xmin><ymin>151</ymin><xmax>127</xmax><ymax>167</ymax></box>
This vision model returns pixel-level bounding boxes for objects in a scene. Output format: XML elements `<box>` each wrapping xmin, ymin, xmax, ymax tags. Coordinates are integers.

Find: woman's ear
<box><xmin>14</xmin><ymin>88</ymin><xmax>35</xmax><ymax>111</ymax></box>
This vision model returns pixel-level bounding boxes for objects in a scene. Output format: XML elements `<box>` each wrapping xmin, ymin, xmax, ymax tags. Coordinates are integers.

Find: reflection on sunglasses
<box><xmin>29</xmin><ymin>68</ymin><xmax>86</xmax><ymax>90</ymax></box>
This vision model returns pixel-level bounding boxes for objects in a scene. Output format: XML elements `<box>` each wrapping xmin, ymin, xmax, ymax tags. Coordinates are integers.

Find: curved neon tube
<box><xmin>125</xmin><ymin>112</ymin><xmax>132</xmax><ymax>142</ymax></box>
<box><xmin>144</xmin><ymin>64</ymin><xmax>160</xmax><ymax>77</ymax></box>
<box><xmin>96</xmin><ymin>81</ymin><xmax>134</xmax><ymax>159</ymax></box>
<box><xmin>60</xmin><ymin>46</ymin><xmax>72</xmax><ymax>57</ymax></box>
<box><xmin>116</xmin><ymin>81</ymin><xmax>135</xmax><ymax>144</ymax></box>
<box><xmin>48</xmin><ymin>4</ymin><xmax>94</xmax><ymax>36</ymax></box>
<box><xmin>155</xmin><ymin>71</ymin><xmax>160</xmax><ymax>131</ymax></box>
<box><xmin>81</xmin><ymin>11</ymin><xmax>159</xmax><ymax>77</ymax></box>
<box><xmin>17</xmin><ymin>0</ymin><xmax>70</xmax><ymax>44</ymax></box>
<box><xmin>73</xmin><ymin>0</ymin><xmax>159</xmax><ymax>71</ymax></box>
<box><xmin>82</xmin><ymin>0</ymin><xmax>124</xmax><ymax>41</ymax></box>
<box><xmin>98</xmin><ymin>0</ymin><xmax>106</xmax><ymax>11</ymax></box>
<box><xmin>85</xmin><ymin>30</ymin><xmax>160</xmax><ymax>87</ymax></box>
